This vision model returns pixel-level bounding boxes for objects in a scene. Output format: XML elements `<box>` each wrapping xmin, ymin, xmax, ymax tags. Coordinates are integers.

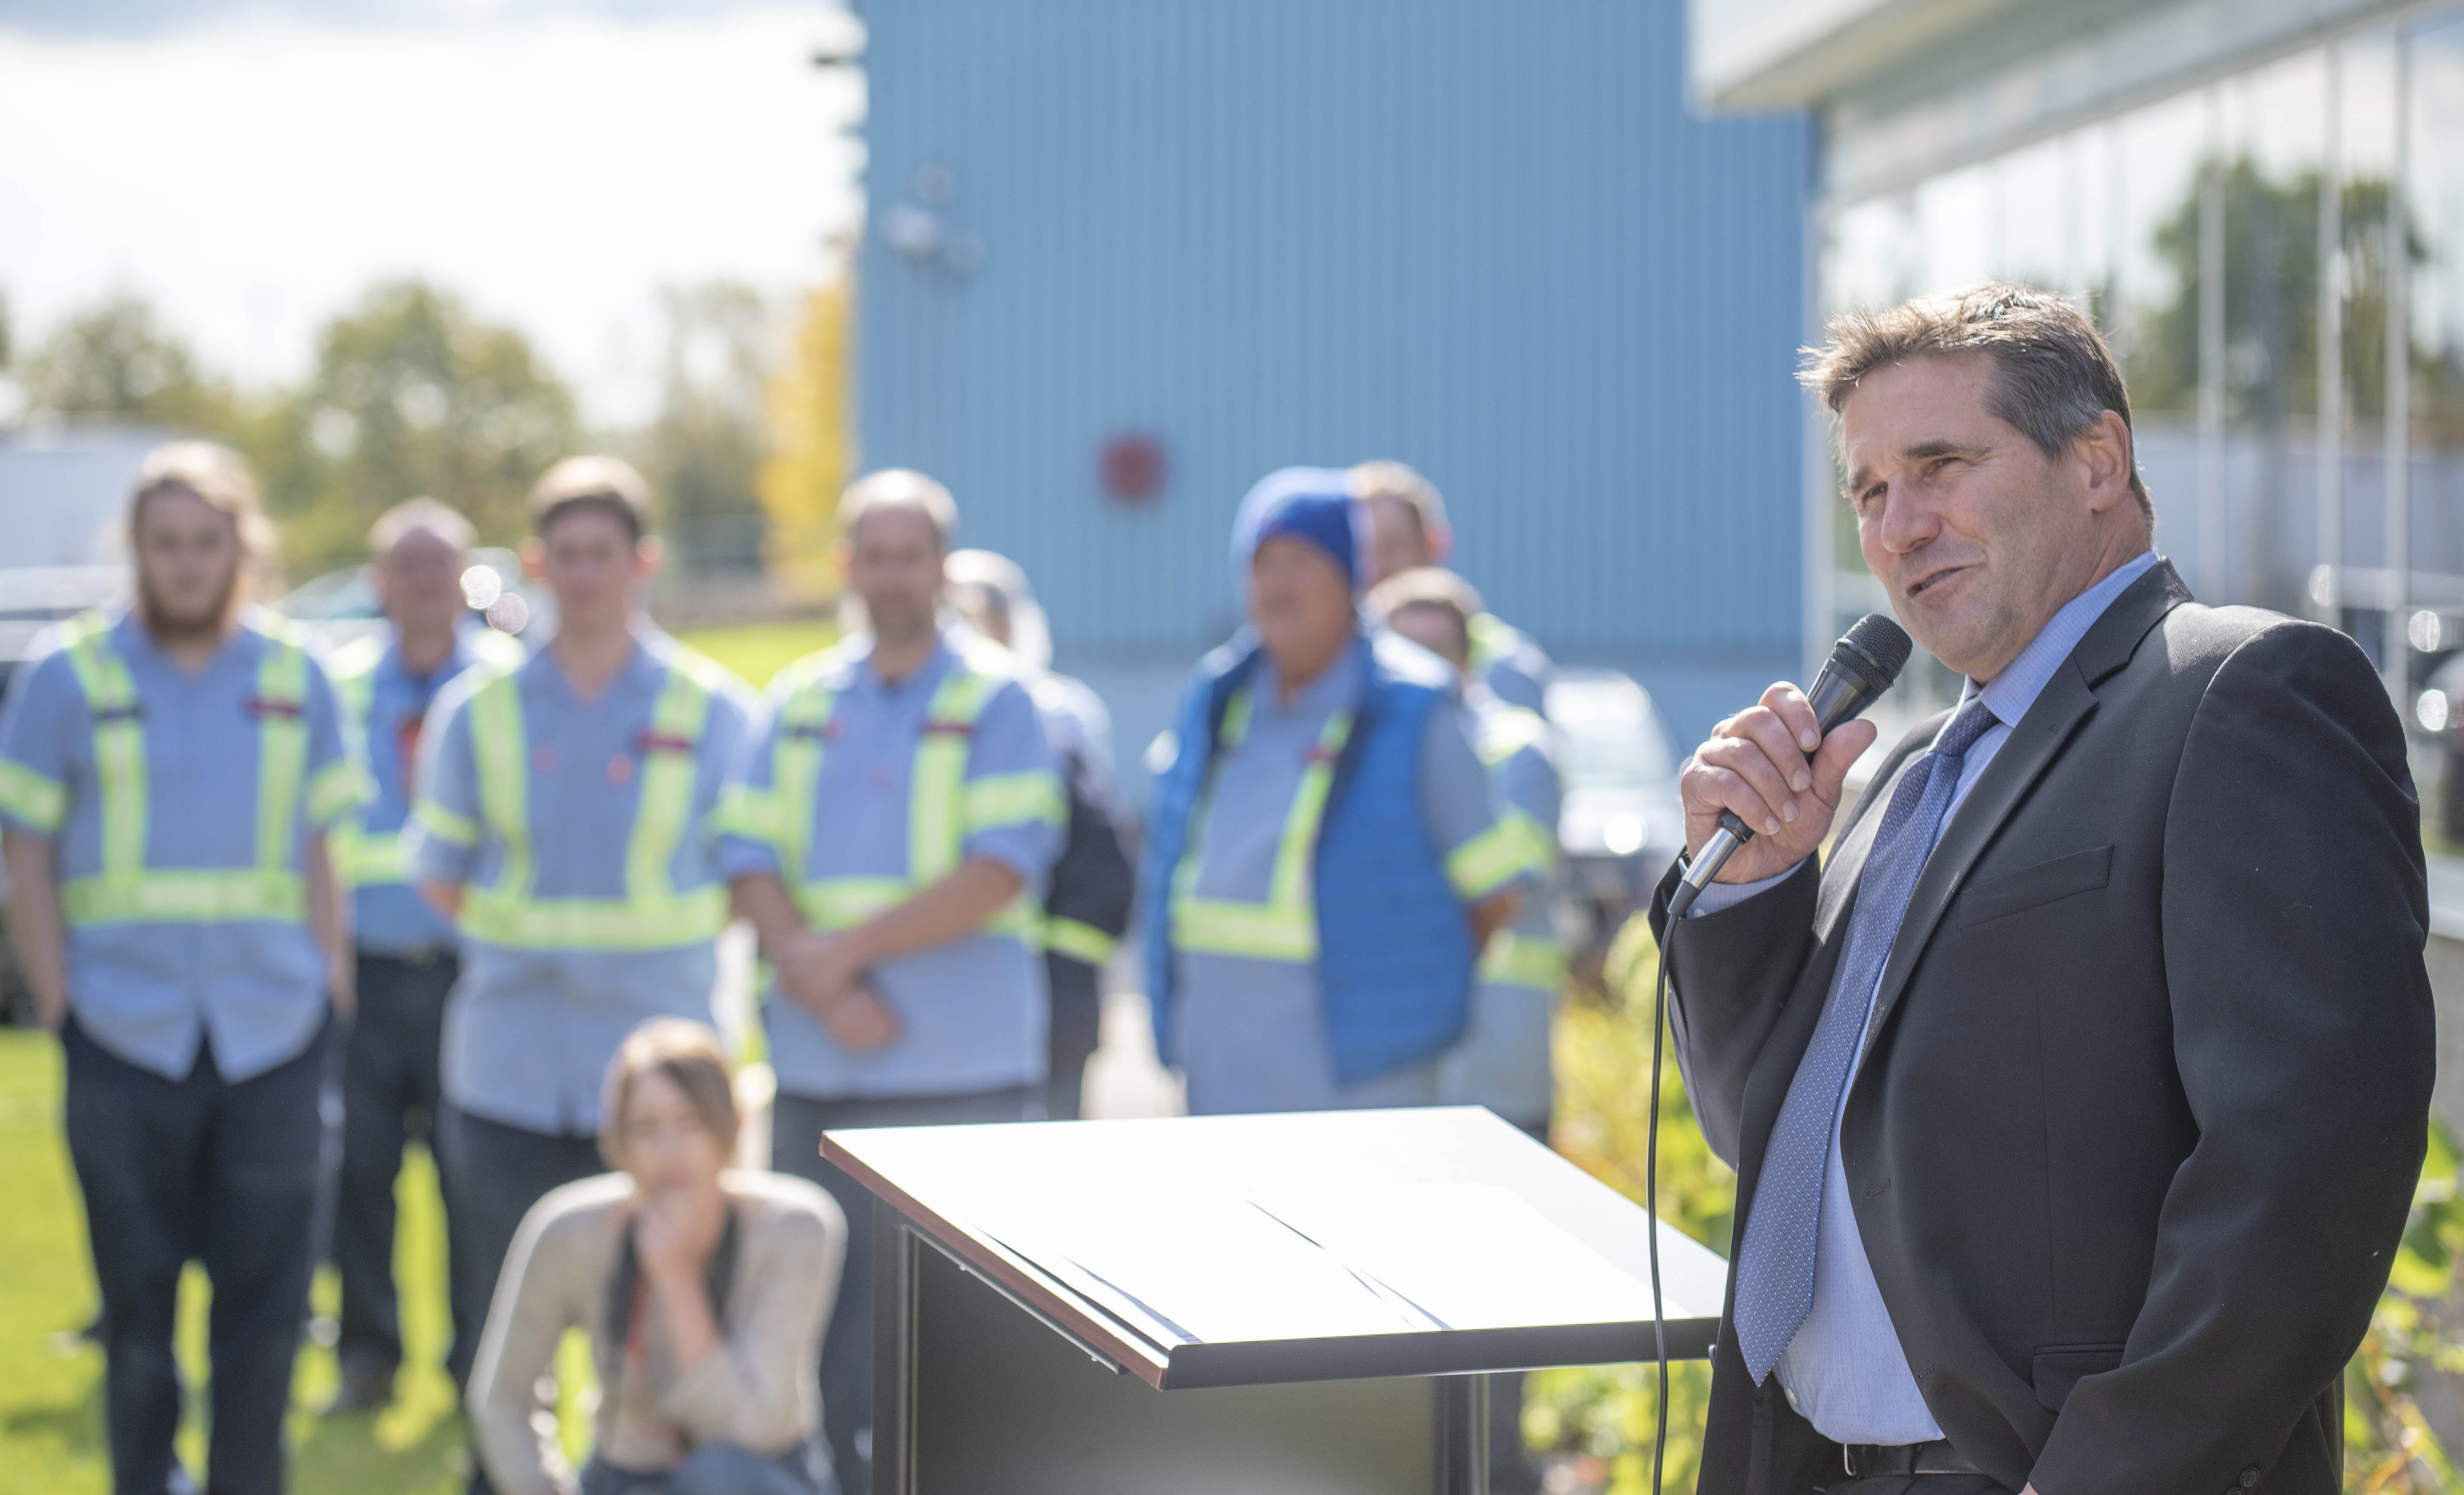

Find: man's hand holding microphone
<box><xmin>1669</xmin><ymin>615</ymin><xmax>1912</xmax><ymax>915</ymax></box>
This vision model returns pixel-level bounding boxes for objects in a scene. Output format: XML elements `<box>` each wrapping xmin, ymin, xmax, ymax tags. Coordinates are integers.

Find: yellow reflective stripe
<box><xmin>332</xmin><ymin>824</ymin><xmax>411</xmax><ymax>888</ymax></box>
<box><xmin>66</xmin><ymin>622</ymin><xmax>146</xmax><ymax>879</ymax></box>
<box><xmin>1446</xmin><ymin>816</ymin><xmax>1539</xmax><ymax>902</ymax></box>
<box><xmin>627</xmin><ymin>655</ymin><xmax>717</xmax><ymax>909</ymax></box>
<box><xmin>910</xmin><ymin>669</ymin><xmax>991</xmax><ymax>885</ymax></box>
<box><xmin>1167</xmin><ymin>691</ymin><xmax>1349</xmax><ymax>965</ymax></box>
<box><xmin>1043</xmin><ymin>915</ymin><xmax>1118</xmax><ymax>967</ymax></box>
<box><xmin>62</xmin><ymin>870</ymin><xmax>304</xmax><ymax>925</ymax></box>
<box><xmin>794</xmin><ymin>876</ymin><xmax>1033</xmax><ymax>938</ymax></box>
<box><xmin>1173</xmin><ymin>899</ymin><xmax>1319</xmax><ymax>961</ymax></box>
<box><xmin>0</xmin><ymin>758</ymin><xmax>66</xmax><ymax>832</ymax></box>
<box><xmin>466</xmin><ymin>669</ymin><xmax>531</xmax><ymax>897</ymax></box>
<box><xmin>795</xmin><ymin>876</ymin><xmax>911</xmax><ymax>930</ymax></box>
<box><xmin>1476</xmin><ymin>705</ymin><xmax>1549</xmax><ymax>767</ymax></box>
<box><xmin>253</xmin><ymin>631</ymin><xmax>309</xmax><ymax>876</ymax></box>
<box><xmin>410</xmin><ymin>797</ymin><xmax>480</xmax><ymax>848</ymax></box>
<box><xmin>1468</xmin><ymin>612</ymin><xmax>1514</xmax><ymax>673</ymax></box>
<box><xmin>962</xmin><ymin>771</ymin><xmax>1063</xmax><ymax>833</ymax></box>
<box><xmin>713</xmin><ymin>783</ymin><xmax>783</xmax><ymax>844</ymax></box>
<box><xmin>1479</xmin><ymin>929</ymin><xmax>1569</xmax><ymax>989</ymax></box>
<box><xmin>460</xmin><ymin>884</ymin><xmax>728</xmax><ymax>951</ymax></box>
<box><xmin>1269</xmin><ymin>709</ymin><xmax>1351</xmax><ymax>908</ymax></box>
<box><xmin>306</xmin><ymin>759</ymin><xmax>368</xmax><ymax>827</ymax></box>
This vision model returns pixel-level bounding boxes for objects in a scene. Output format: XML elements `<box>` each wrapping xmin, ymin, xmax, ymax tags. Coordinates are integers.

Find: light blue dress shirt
<box><xmin>1439</xmin><ymin>691</ymin><xmax>1564</xmax><ymax>1128</ymax></box>
<box><xmin>0</xmin><ymin>609</ymin><xmax>356</xmax><ymax>1081</ymax></box>
<box><xmin>346</xmin><ymin>626</ymin><xmax>519</xmax><ymax>956</ymax></box>
<box><xmin>1172</xmin><ymin>640</ymin><xmax>1515</xmax><ymax>1116</ymax></box>
<box><xmin>406</xmin><ymin>627</ymin><xmax>756</xmax><ymax>1136</ymax></box>
<box><xmin>715</xmin><ymin>631</ymin><xmax>1063</xmax><ymax>1102</ymax></box>
<box><xmin>1691</xmin><ymin>550</ymin><xmax>2159</xmax><ymax>1444</ymax></box>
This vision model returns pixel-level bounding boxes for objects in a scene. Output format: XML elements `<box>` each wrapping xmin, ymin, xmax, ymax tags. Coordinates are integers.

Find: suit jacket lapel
<box><xmin>1857</xmin><ymin>560</ymin><xmax>2194</xmax><ymax>1058</ymax></box>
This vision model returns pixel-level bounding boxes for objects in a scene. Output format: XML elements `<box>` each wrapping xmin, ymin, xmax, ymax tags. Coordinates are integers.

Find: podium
<box><xmin>823</xmin><ymin>1106</ymin><xmax>1729</xmax><ymax>1495</ymax></box>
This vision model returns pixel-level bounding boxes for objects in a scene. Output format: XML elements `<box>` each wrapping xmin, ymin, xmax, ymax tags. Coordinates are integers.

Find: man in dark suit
<box><xmin>1652</xmin><ymin>283</ymin><xmax>2432</xmax><ymax>1495</ymax></box>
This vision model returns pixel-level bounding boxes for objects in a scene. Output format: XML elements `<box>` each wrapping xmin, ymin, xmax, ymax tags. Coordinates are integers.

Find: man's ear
<box><xmin>519</xmin><ymin>537</ymin><xmax>545</xmax><ymax>580</ymax></box>
<box><xmin>636</xmin><ymin>536</ymin><xmax>665</xmax><ymax>582</ymax></box>
<box><xmin>2078</xmin><ymin>410</ymin><xmax>2134</xmax><ymax>516</ymax></box>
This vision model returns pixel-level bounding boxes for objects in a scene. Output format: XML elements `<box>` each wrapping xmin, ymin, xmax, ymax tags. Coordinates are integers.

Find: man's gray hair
<box><xmin>1801</xmin><ymin>281</ymin><xmax>2152</xmax><ymax>527</ymax></box>
<box><xmin>368</xmin><ymin>497</ymin><xmax>476</xmax><ymax>557</ymax></box>
<box><xmin>839</xmin><ymin>468</ymin><xmax>958</xmax><ymax>551</ymax></box>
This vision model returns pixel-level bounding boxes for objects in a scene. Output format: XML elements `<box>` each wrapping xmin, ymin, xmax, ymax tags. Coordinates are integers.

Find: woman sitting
<box><xmin>468</xmin><ymin>1019</ymin><xmax>846</xmax><ymax>1495</ymax></box>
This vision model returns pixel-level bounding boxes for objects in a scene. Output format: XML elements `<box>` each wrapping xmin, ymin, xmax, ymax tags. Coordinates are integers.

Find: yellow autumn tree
<box><xmin>757</xmin><ymin>276</ymin><xmax>852</xmax><ymax>600</ymax></box>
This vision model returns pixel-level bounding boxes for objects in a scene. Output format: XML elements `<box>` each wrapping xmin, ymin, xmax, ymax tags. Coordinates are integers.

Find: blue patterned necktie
<box><xmin>1730</xmin><ymin>697</ymin><xmax>2002</xmax><ymax>1385</ymax></box>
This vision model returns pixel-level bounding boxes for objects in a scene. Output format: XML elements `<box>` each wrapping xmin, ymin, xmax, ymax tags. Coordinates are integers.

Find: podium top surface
<box><xmin>824</xmin><ymin>1106</ymin><xmax>1729</xmax><ymax>1390</ymax></box>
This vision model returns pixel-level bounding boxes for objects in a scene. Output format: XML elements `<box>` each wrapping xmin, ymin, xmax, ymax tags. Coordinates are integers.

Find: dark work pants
<box><xmin>770</xmin><ymin>1086</ymin><xmax>1038</xmax><ymax>1495</ymax></box>
<box><xmin>332</xmin><ymin>950</ymin><xmax>458</xmax><ymax>1374</ymax></box>
<box><xmin>433</xmin><ymin>1103</ymin><xmax>603</xmax><ymax>1391</ymax></box>
<box><xmin>1041</xmin><ymin>952</ymin><xmax>1103</xmax><ymax>1122</ymax></box>
<box><xmin>64</xmin><ymin>1014</ymin><xmax>330</xmax><ymax>1495</ymax></box>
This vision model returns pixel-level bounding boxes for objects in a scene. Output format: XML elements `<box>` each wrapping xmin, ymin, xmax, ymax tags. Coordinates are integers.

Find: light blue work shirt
<box><xmin>716</xmin><ymin>630</ymin><xmax>1064</xmax><ymax>1101</ymax></box>
<box><xmin>0</xmin><ymin>609</ymin><xmax>358</xmax><ymax>1082</ymax></box>
<box><xmin>406</xmin><ymin>626</ymin><xmax>756</xmax><ymax>1136</ymax></box>
<box><xmin>1439</xmin><ymin>691</ymin><xmax>1564</xmax><ymax>1129</ymax></box>
<box><xmin>1173</xmin><ymin>643</ymin><xmax>1519</xmax><ymax>1116</ymax></box>
<box><xmin>1692</xmin><ymin>550</ymin><xmax>2159</xmax><ymax>1444</ymax></box>
<box><xmin>340</xmin><ymin>625</ymin><xmax>522</xmax><ymax>957</ymax></box>
<box><xmin>1473</xmin><ymin>611</ymin><xmax>1553</xmax><ymax>717</ymax></box>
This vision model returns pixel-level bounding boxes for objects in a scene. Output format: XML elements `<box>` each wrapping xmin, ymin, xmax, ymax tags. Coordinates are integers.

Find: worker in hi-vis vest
<box><xmin>0</xmin><ymin>443</ymin><xmax>362</xmax><ymax>1495</ymax></box>
<box><xmin>322</xmin><ymin>498</ymin><xmax>524</xmax><ymax>1416</ymax></box>
<box><xmin>404</xmin><ymin>458</ymin><xmax>754</xmax><ymax>1402</ymax></box>
<box><xmin>1369</xmin><ymin>566</ymin><xmax>1566</xmax><ymax>1141</ymax></box>
<box><xmin>1353</xmin><ymin>459</ymin><xmax>1555</xmax><ymax>716</ymax></box>
<box><xmin>1142</xmin><ymin>468</ymin><xmax>1542</xmax><ymax>1116</ymax></box>
<box><xmin>942</xmin><ymin>546</ymin><xmax>1134</xmax><ymax>1123</ymax></box>
<box><xmin>721</xmin><ymin>471</ymin><xmax>1063</xmax><ymax>1495</ymax></box>
<box><xmin>1369</xmin><ymin>563</ymin><xmax>1569</xmax><ymax>1495</ymax></box>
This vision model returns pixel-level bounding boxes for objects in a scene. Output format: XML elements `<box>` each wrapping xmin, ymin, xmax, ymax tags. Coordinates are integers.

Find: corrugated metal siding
<box><xmin>859</xmin><ymin>0</ymin><xmax>1810</xmax><ymax>662</ymax></box>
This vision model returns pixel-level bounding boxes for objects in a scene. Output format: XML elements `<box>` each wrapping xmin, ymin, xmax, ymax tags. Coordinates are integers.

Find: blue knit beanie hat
<box><xmin>1229</xmin><ymin>466</ymin><xmax>1369</xmax><ymax>600</ymax></box>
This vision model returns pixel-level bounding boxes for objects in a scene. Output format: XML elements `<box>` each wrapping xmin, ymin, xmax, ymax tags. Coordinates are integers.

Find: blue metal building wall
<box><xmin>858</xmin><ymin>0</ymin><xmax>1811</xmax><ymax>740</ymax></box>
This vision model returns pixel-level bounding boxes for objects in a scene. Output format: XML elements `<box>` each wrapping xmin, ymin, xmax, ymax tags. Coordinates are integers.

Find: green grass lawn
<box><xmin>0</xmin><ymin>1029</ymin><xmax>596</xmax><ymax>1495</ymax></box>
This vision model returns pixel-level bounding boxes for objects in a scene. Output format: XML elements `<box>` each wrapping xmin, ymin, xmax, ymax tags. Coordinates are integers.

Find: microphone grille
<box><xmin>1840</xmin><ymin>613</ymin><xmax>1914</xmax><ymax>685</ymax></box>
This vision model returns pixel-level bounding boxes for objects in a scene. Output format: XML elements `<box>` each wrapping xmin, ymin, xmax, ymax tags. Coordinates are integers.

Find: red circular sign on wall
<box><xmin>1099</xmin><ymin>433</ymin><xmax>1167</xmax><ymax>503</ymax></box>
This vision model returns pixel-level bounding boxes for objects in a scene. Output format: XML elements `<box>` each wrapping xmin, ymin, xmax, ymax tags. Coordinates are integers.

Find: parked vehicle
<box><xmin>1544</xmin><ymin>667</ymin><xmax>1682</xmax><ymax>968</ymax></box>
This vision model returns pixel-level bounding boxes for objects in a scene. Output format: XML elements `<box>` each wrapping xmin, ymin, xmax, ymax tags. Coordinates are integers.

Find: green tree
<box><xmin>20</xmin><ymin>293</ymin><xmax>239</xmax><ymax>433</ymax></box>
<box><xmin>255</xmin><ymin>280</ymin><xmax>583</xmax><ymax>577</ymax></box>
<box><xmin>635</xmin><ymin>280</ymin><xmax>775</xmax><ymax>575</ymax></box>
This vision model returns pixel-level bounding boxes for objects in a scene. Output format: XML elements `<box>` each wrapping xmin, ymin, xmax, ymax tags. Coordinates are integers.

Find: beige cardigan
<box><xmin>466</xmin><ymin>1170</ymin><xmax>847</xmax><ymax>1495</ymax></box>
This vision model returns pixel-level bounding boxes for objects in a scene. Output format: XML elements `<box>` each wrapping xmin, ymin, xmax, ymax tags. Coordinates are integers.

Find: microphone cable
<box><xmin>1646</xmin><ymin>933</ymin><xmax>1674</xmax><ymax>1495</ymax></box>
<box><xmin>1646</xmin><ymin>931</ymin><xmax>1685</xmax><ymax>1495</ymax></box>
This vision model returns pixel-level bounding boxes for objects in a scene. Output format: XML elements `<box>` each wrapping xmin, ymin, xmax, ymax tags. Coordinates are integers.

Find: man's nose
<box><xmin>1877</xmin><ymin>490</ymin><xmax>1938</xmax><ymax>554</ymax></box>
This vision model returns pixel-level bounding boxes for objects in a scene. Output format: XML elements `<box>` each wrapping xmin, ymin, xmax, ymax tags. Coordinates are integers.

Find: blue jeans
<box><xmin>580</xmin><ymin>1443</ymin><xmax>830</xmax><ymax>1495</ymax></box>
<box><xmin>63</xmin><ymin>1013</ymin><xmax>329</xmax><ymax>1495</ymax></box>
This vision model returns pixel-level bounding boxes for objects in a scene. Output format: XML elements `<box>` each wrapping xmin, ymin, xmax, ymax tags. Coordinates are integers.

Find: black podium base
<box><xmin>876</xmin><ymin>1216</ymin><xmax>1492</xmax><ymax>1494</ymax></box>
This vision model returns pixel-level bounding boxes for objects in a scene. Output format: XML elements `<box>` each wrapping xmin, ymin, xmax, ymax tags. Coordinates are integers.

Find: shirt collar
<box><xmin>853</xmin><ymin>627</ymin><xmax>960</xmax><ymax>695</ymax></box>
<box><xmin>1965</xmin><ymin>551</ymin><xmax>2160</xmax><ymax>726</ymax></box>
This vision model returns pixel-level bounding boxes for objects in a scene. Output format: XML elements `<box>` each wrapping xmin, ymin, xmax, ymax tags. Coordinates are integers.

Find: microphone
<box><xmin>1664</xmin><ymin>613</ymin><xmax>1913</xmax><ymax>921</ymax></box>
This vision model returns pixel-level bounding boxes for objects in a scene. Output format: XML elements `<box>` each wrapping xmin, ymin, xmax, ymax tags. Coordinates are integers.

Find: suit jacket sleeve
<box><xmin>2030</xmin><ymin>622</ymin><xmax>2434</xmax><ymax>1494</ymax></box>
<box><xmin>1649</xmin><ymin>856</ymin><xmax>1821</xmax><ymax>1169</ymax></box>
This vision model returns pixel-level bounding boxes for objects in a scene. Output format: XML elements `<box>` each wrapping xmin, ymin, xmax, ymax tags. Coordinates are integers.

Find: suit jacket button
<box><xmin>2241</xmin><ymin>1470</ymin><xmax>2260</xmax><ymax>1488</ymax></box>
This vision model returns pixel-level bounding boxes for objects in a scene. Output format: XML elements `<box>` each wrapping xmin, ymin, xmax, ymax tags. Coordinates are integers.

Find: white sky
<box><xmin>0</xmin><ymin>3</ymin><xmax>863</xmax><ymax>427</ymax></box>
